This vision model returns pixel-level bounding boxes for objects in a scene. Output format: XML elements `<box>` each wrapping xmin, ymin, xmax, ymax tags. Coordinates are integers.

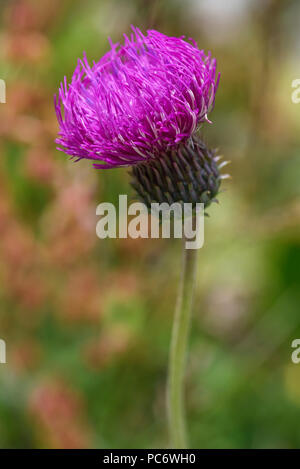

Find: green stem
<box><xmin>167</xmin><ymin>237</ymin><xmax>198</xmax><ymax>448</ymax></box>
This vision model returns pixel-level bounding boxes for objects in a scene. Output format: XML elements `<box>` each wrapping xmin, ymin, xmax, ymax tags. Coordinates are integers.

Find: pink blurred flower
<box><xmin>29</xmin><ymin>380</ymin><xmax>92</xmax><ymax>449</ymax></box>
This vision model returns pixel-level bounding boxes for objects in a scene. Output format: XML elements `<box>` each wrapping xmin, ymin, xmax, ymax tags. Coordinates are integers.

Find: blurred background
<box><xmin>0</xmin><ymin>0</ymin><xmax>300</xmax><ymax>449</ymax></box>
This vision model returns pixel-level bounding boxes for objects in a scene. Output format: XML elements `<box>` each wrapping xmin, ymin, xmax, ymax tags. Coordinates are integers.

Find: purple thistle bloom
<box><xmin>55</xmin><ymin>27</ymin><xmax>220</xmax><ymax>169</ymax></box>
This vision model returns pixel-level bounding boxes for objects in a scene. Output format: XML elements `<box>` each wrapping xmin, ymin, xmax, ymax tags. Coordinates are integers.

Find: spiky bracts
<box><xmin>130</xmin><ymin>137</ymin><xmax>228</xmax><ymax>210</ymax></box>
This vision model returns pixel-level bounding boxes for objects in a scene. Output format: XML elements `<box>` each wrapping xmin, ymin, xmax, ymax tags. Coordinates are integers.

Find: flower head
<box><xmin>55</xmin><ymin>27</ymin><xmax>219</xmax><ymax>169</ymax></box>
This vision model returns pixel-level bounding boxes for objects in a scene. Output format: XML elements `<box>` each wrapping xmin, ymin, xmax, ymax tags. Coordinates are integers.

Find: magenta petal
<box><xmin>54</xmin><ymin>27</ymin><xmax>219</xmax><ymax>169</ymax></box>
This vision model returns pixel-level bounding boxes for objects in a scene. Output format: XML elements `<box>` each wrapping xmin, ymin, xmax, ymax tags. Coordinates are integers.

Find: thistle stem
<box><xmin>167</xmin><ymin>237</ymin><xmax>198</xmax><ymax>448</ymax></box>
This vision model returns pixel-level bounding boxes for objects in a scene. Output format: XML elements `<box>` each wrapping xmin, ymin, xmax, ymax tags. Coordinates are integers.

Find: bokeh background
<box><xmin>0</xmin><ymin>0</ymin><xmax>300</xmax><ymax>449</ymax></box>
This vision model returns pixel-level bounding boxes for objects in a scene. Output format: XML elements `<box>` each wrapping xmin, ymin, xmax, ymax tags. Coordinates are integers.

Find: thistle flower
<box><xmin>54</xmin><ymin>27</ymin><xmax>226</xmax><ymax>449</ymax></box>
<box><xmin>55</xmin><ymin>27</ymin><xmax>218</xmax><ymax>162</ymax></box>
<box><xmin>55</xmin><ymin>27</ymin><xmax>224</xmax><ymax>207</ymax></box>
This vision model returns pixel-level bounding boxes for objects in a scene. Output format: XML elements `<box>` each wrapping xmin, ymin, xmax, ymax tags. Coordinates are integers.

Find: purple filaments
<box><xmin>55</xmin><ymin>27</ymin><xmax>220</xmax><ymax>169</ymax></box>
